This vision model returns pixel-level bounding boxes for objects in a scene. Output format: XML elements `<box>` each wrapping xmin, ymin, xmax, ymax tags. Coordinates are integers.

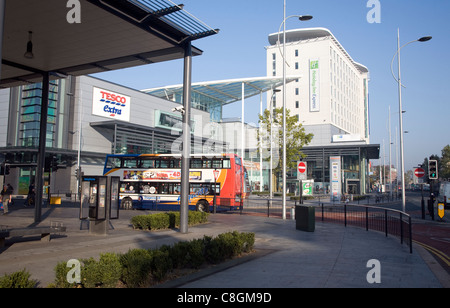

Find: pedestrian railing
<box><xmin>237</xmin><ymin>198</ymin><xmax>413</xmax><ymax>254</ymax></box>
<box><xmin>317</xmin><ymin>203</ymin><xmax>412</xmax><ymax>253</ymax></box>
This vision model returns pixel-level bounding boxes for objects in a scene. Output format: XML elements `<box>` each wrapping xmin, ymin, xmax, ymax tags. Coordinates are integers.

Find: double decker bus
<box><xmin>103</xmin><ymin>153</ymin><xmax>250</xmax><ymax>212</ymax></box>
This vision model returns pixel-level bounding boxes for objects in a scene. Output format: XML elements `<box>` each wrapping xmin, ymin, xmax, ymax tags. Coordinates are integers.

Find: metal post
<box><xmin>180</xmin><ymin>41</ymin><xmax>192</xmax><ymax>234</ymax></box>
<box><xmin>241</xmin><ymin>82</ymin><xmax>245</xmax><ymax>164</ymax></box>
<box><xmin>344</xmin><ymin>203</ymin><xmax>347</xmax><ymax>227</ymax></box>
<box><xmin>366</xmin><ymin>207</ymin><xmax>369</xmax><ymax>231</ymax></box>
<box><xmin>259</xmin><ymin>92</ymin><xmax>263</xmax><ymax>192</ymax></box>
<box><xmin>385</xmin><ymin>209</ymin><xmax>388</xmax><ymax>237</ymax></box>
<box><xmin>0</xmin><ymin>0</ymin><xmax>6</xmax><ymax>80</ymax></box>
<box><xmin>409</xmin><ymin>216</ymin><xmax>413</xmax><ymax>254</ymax></box>
<box><xmin>397</xmin><ymin>29</ymin><xmax>406</xmax><ymax>213</ymax></box>
<box><xmin>388</xmin><ymin>106</ymin><xmax>393</xmax><ymax>201</ymax></box>
<box><xmin>400</xmin><ymin>212</ymin><xmax>404</xmax><ymax>245</ymax></box>
<box><xmin>35</xmin><ymin>72</ymin><xmax>50</xmax><ymax>223</ymax></box>
<box><xmin>282</xmin><ymin>0</ymin><xmax>287</xmax><ymax>220</ymax></box>
<box><xmin>321</xmin><ymin>203</ymin><xmax>324</xmax><ymax>221</ymax></box>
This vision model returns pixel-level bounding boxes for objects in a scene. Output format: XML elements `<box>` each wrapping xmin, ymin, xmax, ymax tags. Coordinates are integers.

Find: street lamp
<box><xmin>390</xmin><ymin>29</ymin><xmax>432</xmax><ymax>213</ymax></box>
<box><xmin>269</xmin><ymin>89</ymin><xmax>281</xmax><ymax>204</ymax></box>
<box><xmin>277</xmin><ymin>1</ymin><xmax>313</xmax><ymax>219</ymax></box>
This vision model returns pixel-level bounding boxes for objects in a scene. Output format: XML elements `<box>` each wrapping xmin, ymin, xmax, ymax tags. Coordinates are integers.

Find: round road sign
<box><xmin>298</xmin><ymin>162</ymin><xmax>306</xmax><ymax>174</ymax></box>
<box><xmin>414</xmin><ymin>168</ymin><xmax>425</xmax><ymax>178</ymax></box>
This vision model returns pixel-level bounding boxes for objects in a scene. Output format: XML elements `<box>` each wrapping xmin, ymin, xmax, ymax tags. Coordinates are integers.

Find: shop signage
<box><xmin>92</xmin><ymin>87</ymin><xmax>131</xmax><ymax>122</ymax></box>
<box><xmin>330</xmin><ymin>156</ymin><xmax>341</xmax><ymax>201</ymax></box>
<box><xmin>310</xmin><ymin>59</ymin><xmax>320</xmax><ymax>112</ymax></box>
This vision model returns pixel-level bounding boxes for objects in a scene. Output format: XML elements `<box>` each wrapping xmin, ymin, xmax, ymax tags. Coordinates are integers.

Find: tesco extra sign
<box><xmin>92</xmin><ymin>87</ymin><xmax>131</xmax><ymax>122</ymax></box>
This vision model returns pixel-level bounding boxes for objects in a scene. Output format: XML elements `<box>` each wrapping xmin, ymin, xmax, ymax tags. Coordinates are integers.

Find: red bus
<box><xmin>103</xmin><ymin>153</ymin><xmax>250</xmax><ymax>212</ymax></box>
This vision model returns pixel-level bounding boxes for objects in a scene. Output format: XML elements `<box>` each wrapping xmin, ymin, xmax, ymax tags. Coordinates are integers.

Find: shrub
<box><xmin>168</xmin><ymin>241</ymin><xmax>191</xmax><ymax>269</ymax></box>
<box><xmin>130</xmin><ymin>211</ymin><xmax>209</xmax><ymax>230</ymax></box>
<box><xmin>130</xmin><ymin>215</ymin><xmax>150</xmax><ymax>230</ymax></box>
<box><xmin>187</xmin><ymin>238</ymin><xmax>206</xmax><ymax>269</ymax></box>
<box><xmin>54</xmin><ymin>261</ymin><xmax>72</xmax><ymax>288</ymax></box>
<box><xmin>119</xmin><ymin>248</ymin><xmax>153</xmax><ymax>288</ymax></box>
<box><xmin>240</xmin><ymin>232</ymin><xmax>255</xmax><ymax>253</ymax></box>
<box><xmin>79</xmin><ymin>253</ymin><xmax>122</xmax><ymax>288</ymax></box>
<box><xmin>150</xmin><ymin>249</ymin><xmax>172</xmax><ymax>281</ymax></box>
<box><xmin>0</xmin><ymin>269</ymin><xmax>37</xmax><ymax>288</ymax></box>
<box><xmin>52</xmin><ymin>231</ymin><xmax>255</xmax><ymax>288</ymax></box>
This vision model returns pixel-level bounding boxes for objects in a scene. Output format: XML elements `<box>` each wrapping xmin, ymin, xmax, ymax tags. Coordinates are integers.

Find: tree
<box><xmin>257</xmin><ymin>107</ymin><xmax>313</xmax><ymax>189</ymax></box>
<box><xmin>440</xmin><ymin>145</ymin><xmax>450</xmax><ymax>179</ymax></box>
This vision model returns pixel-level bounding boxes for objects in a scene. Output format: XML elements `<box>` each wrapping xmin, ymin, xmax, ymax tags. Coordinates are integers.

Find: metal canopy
<box><xmin>1</xmin><ymin>0</ymin><xmax>218</xmax><ymax>88</ymax></box>
<box><xmin>143</xmin><ymin>76</ymin><xmax>302</xmax><ymax>106</ymax></box>
<box><xmin>0</xmin><ymin>0</ymin><xmax>217</xmax><ymax>224</ymax></box>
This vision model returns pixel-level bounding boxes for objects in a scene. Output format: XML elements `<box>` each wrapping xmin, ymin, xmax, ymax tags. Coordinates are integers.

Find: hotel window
<box><xmin>272</xmin><ymin>53</ymin><xmax>276</xmax><ymax>76</ymax></box>
<box><xmin>295</xmin><ymin>62</ymin><xmax>299</xmax><ymax>70</ymax></box>
<box><xmin>295</xmin><ymin>49</ymin><xmax>298</xmax><ymax>57</ymax></box>
<box><xmin>295</xmin><ymin>101</ymin><xmax>299</xmax><ymax>108</ymax></box>
<box><xmin>295</xmin><ymin>88</ymin><xmax>299</xmax><ymax>95</ymax></box>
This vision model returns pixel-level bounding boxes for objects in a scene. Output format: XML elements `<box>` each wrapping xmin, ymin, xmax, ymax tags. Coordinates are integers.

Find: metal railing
<box><xmin>317</xmin><ymin>203</ymin><xmax>412</xmax><ymax>253</ymax></box>
<box><xmin>237</xmin><ymin>198</ymin><xmax>413</xmax><ymax>254</ymax></box>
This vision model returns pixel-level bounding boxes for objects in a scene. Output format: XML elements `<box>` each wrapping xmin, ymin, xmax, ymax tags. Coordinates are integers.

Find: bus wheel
<box><xmin>122</xmin><ymin>198</ymin><xmax>133</xmax><ymax>210</ymax></box>
<box><xmin>196</xmin><ymin>200</ymin><xmax>209</xmax><ymax>213</ymax></box>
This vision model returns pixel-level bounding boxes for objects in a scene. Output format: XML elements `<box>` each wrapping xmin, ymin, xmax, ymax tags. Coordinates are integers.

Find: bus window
<box><xmin>123</xmin><ymin>158</ymin><xmax>137</xmax><ymax>168</ymax></box>
<box><xmin>121</xmin><ymin>182</ymin><xmax>136</xmax><ymax>193</ymax></box>
<box><xmin>140</xmin><ymin>158</ymin><xmax>155</xmax><ymax>169</ymax></box>
<box><xmin>212</xmin><ymin>159</ymin><xmax>222</xmax><ymax>169</ymax></box>
<box><xmin>172</xmin><ymin>183</ymin><xmax>181</xmax><ymax>194</ymax></box>
<box><xmin>223</xmin><ymin>159</ymin><xmax>231</xmax><ymax>169</ymax></box>
<box><xmin>140</xmin><ymin>183</ymin><xmax>152</xmax><ymax>194</ymax></box>
<box><xmin>159</xmin><ymin>183</ymin><xmax>169</xmax><ymax>194</ymax></box>
<box><xmin>190</xmin><ymin>183</ymin><xmax>208</xmax><ymax>195</ymax></box>
<box><xmin>190</xmin><ymin>159</ymin><xmax>202</xmax><ymax>169</ymax></box>
<box><xmin>159</xmin><ymin>159</ymin><xmax>169</xmax><ymax>168</ymax></box>
<box><xmin>170</xmin><ymin>159</ymin><xmax>181</xmax><ymax>168</ymax></box>
<box><xmin>211</xmin><ymin>183</ymin><xmax>221</xmax><ymax>195</ymax></box>
<box><xmin>106</xmin><ymin>156</ymin><xmax>121</xmax><ymax>169</ymax></box>
<box><xmin>202</xmin><ymin>159</ymin><xmax>211</xmax><ymax>169</ymax></box>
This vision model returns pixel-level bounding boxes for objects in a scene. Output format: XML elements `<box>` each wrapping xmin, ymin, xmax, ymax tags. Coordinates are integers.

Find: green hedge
<box><xmin>0</xmin><ymin>269</ymin><xmax>37</xmax><ymax>288</ymax></box>
<box><xmin>52</xmin><ymin>231</ymin><xmax>255</xmax><ymax>288</ymax></box>
<box><xmin>131</xmin><ymin>211</ymin><xmax>209</xmax><ymax>231</ymax></box>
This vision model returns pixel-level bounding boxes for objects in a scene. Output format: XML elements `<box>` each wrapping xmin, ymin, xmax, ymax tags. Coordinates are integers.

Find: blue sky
<box><xmin>93</xmin><ymin>0</ymin><xmax>450</xmax><ymax>172</ymax></box>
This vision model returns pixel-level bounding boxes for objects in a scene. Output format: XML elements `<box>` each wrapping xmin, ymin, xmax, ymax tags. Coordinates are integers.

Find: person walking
<box><xmin>1</xmin><ymin>184</ymin><xmax>13</xmax><ymax>215</ymax></box>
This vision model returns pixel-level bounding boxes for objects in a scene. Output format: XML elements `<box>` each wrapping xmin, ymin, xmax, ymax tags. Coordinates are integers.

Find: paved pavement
<box><xmin>0</xmin><ymin>203</ymin><xmax>448</xmax><ymax>288</ymax></box>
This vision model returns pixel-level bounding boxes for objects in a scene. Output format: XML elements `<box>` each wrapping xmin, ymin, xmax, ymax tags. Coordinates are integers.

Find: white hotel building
<box><xmin>265</xmin><ymin>28</ymin><xmax>378</xmax><ymax>195</ymax></box>
<box><xmin>266</xmin><ymin>27</ymin><xmax>370</xmax><ymax>144</ymax></box>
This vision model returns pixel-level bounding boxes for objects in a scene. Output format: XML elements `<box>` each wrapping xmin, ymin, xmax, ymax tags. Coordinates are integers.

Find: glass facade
<box><xmin>19</xmin><ymin>81</ymin><xmax>59</xmax><ymax>148</ymax></box>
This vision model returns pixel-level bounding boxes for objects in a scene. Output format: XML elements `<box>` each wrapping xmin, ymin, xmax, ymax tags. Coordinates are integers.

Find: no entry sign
<box><xmin>414</xmin><ymin>168</ymin><xmax>425</xmax><ymax>178</ymax></box>
<box><xmin>298</xmin><ymin>162</ymin><xmax>307</xmax><ymax>173</ymax></box>
<box><xmin>297</xmin><ymin>161</ymin><xmax>307</xmax><ymax>180</ymax></box>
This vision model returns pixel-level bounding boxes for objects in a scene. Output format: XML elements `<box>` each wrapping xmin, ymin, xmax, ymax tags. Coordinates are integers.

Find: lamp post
<box><xmin>269</xmin><ymin>89</ymin><xmax>280</xmax><ymax>204</ymax></box>
<box><xmin>390</xmin><ymin>29</ymin><xmax>431</xmax><ymax>212</ymax></box>
<box><xmin>278</xmin><ymin>1</ymin><xmax>312</xmax><ymax>219</ymax></box>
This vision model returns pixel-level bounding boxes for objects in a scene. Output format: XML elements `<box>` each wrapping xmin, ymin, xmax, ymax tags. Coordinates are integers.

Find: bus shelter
<box><xmin>0</xmin><ymin>0</ymin><xmax>218</xmax><ymax>228</ymax></box>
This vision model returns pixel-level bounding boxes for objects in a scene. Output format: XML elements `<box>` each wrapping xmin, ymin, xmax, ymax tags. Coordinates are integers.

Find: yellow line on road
<box><xmin>413</xmin><ymin>240</ymin><xmax>450</xmax><ymax>267</ymax></box>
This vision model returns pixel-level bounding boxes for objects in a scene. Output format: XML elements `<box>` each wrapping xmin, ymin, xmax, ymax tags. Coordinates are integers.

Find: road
<box><xmin>243</xmin><ymin>192</ymin><xmax>450</xmax><ymax>274</ymax></box>
<box><xmin>367</xmin><ymin>191</ymin><xmax>450</xmax><ymax>274</ymax></box>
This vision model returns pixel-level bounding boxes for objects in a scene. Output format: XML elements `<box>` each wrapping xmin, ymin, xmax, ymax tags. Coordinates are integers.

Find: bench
<box><xmin>0</xmin><ymin>225</ymin><xmax>66</xmax><ymax>247</ymax></box>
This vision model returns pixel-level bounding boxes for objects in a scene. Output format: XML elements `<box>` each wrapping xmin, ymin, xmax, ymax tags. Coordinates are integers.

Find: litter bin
<box><xmin>295</xmin><ymin>205</ymin><xmax>315</xmax><ymax>232</ymax></box>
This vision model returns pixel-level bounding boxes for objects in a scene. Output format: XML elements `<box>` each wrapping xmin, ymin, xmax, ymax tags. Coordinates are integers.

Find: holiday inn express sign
<box><xmin>310</xmin><ymin>59</ymin><xmax>320</xmax><ymax>112</ymax></box>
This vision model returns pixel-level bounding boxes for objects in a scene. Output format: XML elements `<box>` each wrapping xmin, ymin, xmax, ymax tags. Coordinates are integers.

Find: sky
<box><xmin>93</xmin><ymin>0</ymin><xmax>450</xmax><ymax>173</ymax></box>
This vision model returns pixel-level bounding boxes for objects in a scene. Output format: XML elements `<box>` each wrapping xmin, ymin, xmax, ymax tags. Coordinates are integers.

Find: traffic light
<box><xmin>1</xmin><ymin>164</ymin><xmax>9</xmax><ymax>175</ymax></box>
<box><xmin>429</xmin><ymin>160</ymin><xmax>438</xmax><ymax>180</ymax></box>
